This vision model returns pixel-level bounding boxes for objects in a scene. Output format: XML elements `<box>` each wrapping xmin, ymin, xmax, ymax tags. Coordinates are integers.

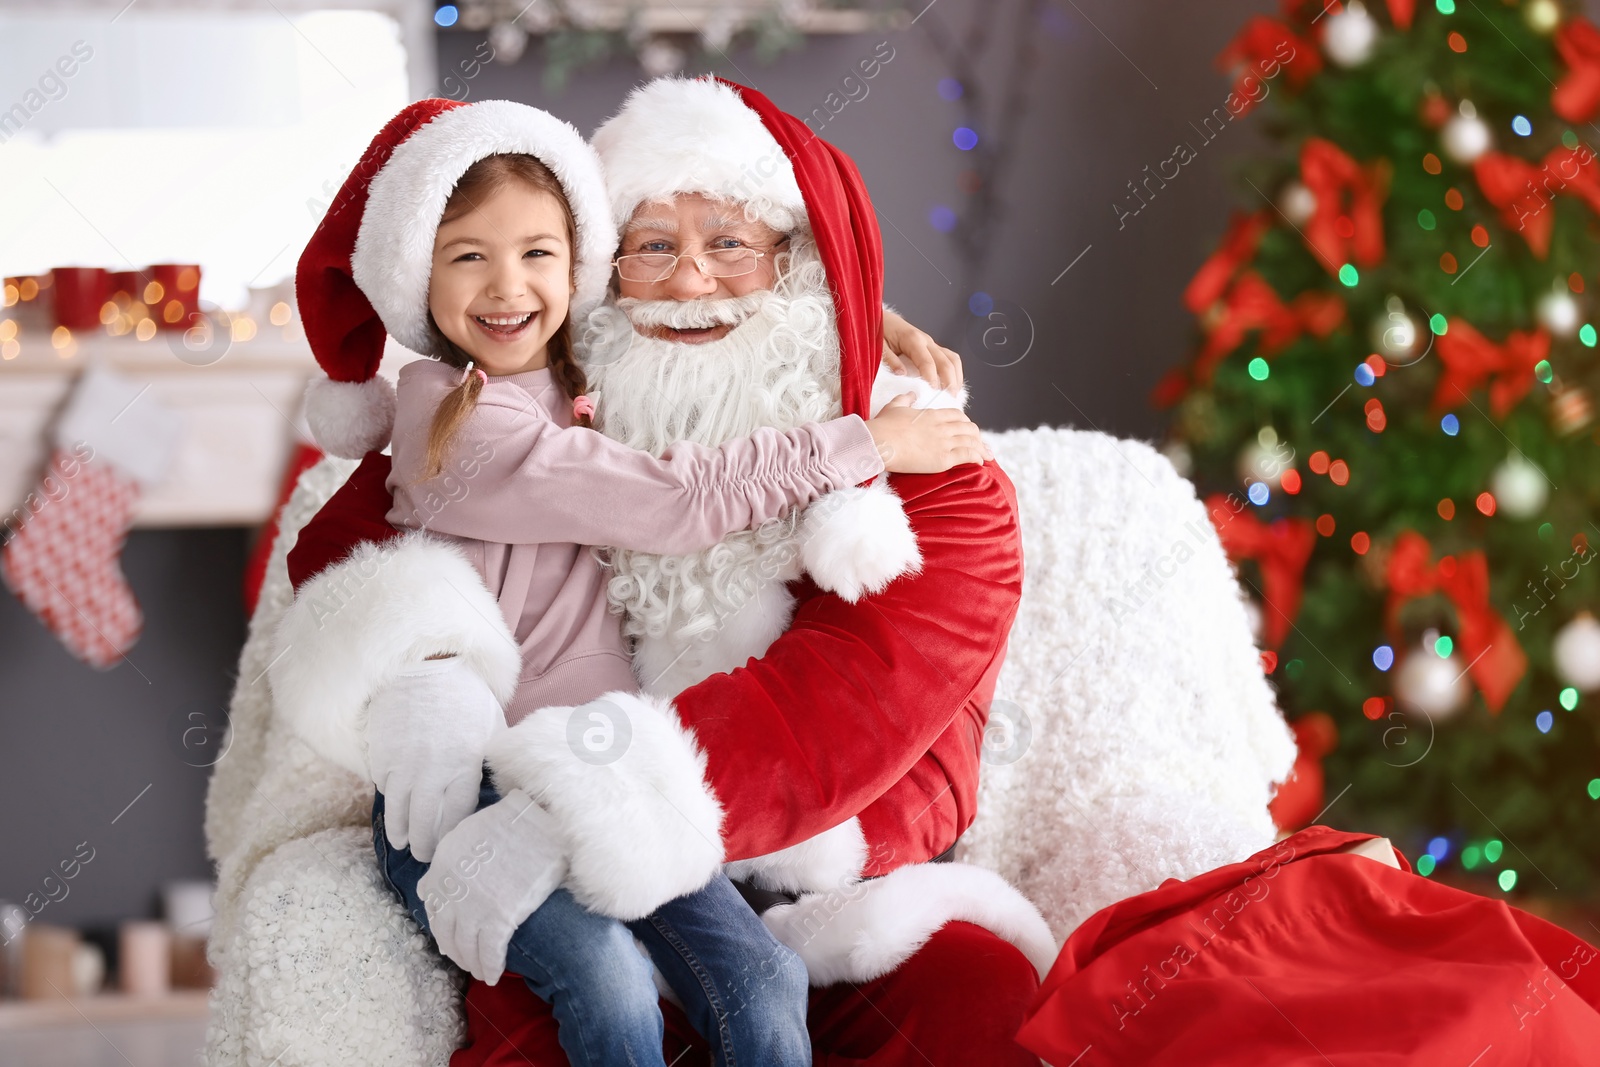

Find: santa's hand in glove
<box><xmin>417</xmin><ymin>788</ymin><xmax>568</xmax><ymax>984</ymax></box>
<box><xmin>367</xmin><ymin>656</ymin><xmax>505</xmax><ymax>863</ymax></box>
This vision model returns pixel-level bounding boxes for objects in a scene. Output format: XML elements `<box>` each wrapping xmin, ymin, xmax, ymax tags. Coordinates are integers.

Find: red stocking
<box><xmin>2</xmin><ymin>446</ymin><xmax>142</xmax><ymax>668</ymax></box>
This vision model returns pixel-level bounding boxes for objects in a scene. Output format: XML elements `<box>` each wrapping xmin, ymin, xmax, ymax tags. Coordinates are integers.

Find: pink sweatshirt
<box><xmin>386</xmin><ymin>358</ymin><xmax>883</xmax><ymax>725</ymax></box>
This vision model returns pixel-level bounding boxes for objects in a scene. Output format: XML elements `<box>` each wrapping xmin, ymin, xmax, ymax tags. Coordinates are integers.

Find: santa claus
<box><xmin>275</xmin><ymin>77</ymin><xmax>1048</xmax><ymax>1064</ymax></box>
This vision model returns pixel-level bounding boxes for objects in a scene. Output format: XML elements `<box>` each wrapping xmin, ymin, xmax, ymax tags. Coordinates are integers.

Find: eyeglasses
<box><xmin>612</xmin><ymin>247</ymin><xmax>771</xmax><ymax>283</ymax></box>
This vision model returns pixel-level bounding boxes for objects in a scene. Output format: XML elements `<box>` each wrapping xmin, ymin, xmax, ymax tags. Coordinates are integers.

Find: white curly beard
<box><xmin>580</xmin><ymin>237</ymin><xmax>844</xmax><ymax>666</ymax></box>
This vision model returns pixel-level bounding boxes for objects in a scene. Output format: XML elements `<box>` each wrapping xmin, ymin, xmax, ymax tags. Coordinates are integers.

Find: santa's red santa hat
<box><xmin>591</xmin><ymin>77</ymin><xmax>887</xmax><ymax>422</ymax></box>
<box><xmin>295</xmin><ymin>98</ymin><xmax>615</xmax><ymax>459</ymax></box>
<box><xmin>589</xmin><ymin>78</ymin><xmax>946</xmax><ymax>605</ymax></box>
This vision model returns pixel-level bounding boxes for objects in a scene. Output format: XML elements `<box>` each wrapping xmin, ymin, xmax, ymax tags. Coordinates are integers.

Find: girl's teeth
<box><xmin>477</xmin><ymin>313</ymin><xmax>532</xmax><ymax>326</ymax></box>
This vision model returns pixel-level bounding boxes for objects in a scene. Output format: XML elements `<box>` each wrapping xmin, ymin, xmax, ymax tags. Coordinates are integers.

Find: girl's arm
<box><xmin>391</xmin><ymin>367</ymin><xmax>950</xmax><ymax>554</ymax></box>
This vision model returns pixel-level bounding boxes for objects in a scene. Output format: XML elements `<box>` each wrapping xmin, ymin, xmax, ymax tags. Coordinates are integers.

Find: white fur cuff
<box><xmin>724</xmin><ymin>817</ymin><xmax>868</xmax><ymax>895</ymax></box>
<box><xmin>869</xmin><ymin>366</ymin><xmax>969</xmax><ymax>416</ymax></box>
<box><xmin>485</xmin><ymin>690</ymin><xmax>725</xmax><ymax>921</ymax></box>
<box><xmin>763</xmin><ymin>861</ymin><xmax>1058</xmax><ymax>986</ymax></box>
<box><xmin>269</xmin><ymin>531</ymin><xmax>522</xmax><ymax>778</ymax></box>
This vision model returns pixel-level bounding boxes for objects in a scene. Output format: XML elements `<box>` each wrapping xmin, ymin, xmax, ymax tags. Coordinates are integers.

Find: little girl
<box><xmin>335</xmin><ymin>107</ymin><xmax>986</xmax><ymax>1067</ymax></box>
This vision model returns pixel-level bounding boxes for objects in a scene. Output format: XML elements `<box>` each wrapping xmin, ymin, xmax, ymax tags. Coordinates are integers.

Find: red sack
<box><xmin>1018</xmin><ymin>825</ymin><xmax>1600</xmax><ymax>1065</ymax></box>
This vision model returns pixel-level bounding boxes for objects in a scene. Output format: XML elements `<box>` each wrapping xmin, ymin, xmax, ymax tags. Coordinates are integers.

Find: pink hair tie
<box><xmin>572</xmin><ymin>395</ymin><xmax>595</xmax><ymax>419</ymax></box>
<box><xmin>460</xmin><ymin>361</ymin><xmax>487</xmax><ymax>387</ymax></box>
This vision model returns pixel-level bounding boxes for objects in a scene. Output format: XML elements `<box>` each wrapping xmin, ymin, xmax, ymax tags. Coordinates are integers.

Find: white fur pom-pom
<box><xmin>304</xmin><ymin>375</ymin><xmax>396</xmax><ymax>460</ymax></box>
<box><xmin>800</xmin><ymin>480</ymin><xmax>922</xmax><ymax>603</ymax></box>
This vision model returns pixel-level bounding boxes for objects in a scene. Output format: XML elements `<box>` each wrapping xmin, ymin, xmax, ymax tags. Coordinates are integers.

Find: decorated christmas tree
<box><xmin>1156</xmin><ymin>0</ymin><xmax>1600</xmax><ymax>898</ymax></box>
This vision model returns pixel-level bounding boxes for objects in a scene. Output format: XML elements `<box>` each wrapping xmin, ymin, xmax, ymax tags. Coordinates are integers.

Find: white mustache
<box><xmin>617</xmin><ymin>292</ymin><xmax>770</xmax><ymax>331</ymax></box>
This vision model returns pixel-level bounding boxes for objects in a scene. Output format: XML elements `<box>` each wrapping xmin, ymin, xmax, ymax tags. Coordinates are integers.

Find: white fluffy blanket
<box><xmin>202</xmin><ymin>427</ymin><xmax>1295</xmax><ymax>1065</ymax></box>
<box><xmin>960</xmin><ymin>428</ymin><xmax>1296</xmax><ymax>942</ymax></box>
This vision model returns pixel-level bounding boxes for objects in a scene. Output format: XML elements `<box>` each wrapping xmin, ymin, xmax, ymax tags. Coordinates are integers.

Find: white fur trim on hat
<box><xmin>303</xmin><ymin>375</ymin><xmax>397</xmax><ymax>460</ymax></box>
<box><xmin>593</xmin><ymin>77</ymin><xmax>805</xmax><ymax>234</ymax></box>
<box><xmin>351</xmin><ymin>99</ymin><xmax>615</xmax><ymax>357</ymax></box>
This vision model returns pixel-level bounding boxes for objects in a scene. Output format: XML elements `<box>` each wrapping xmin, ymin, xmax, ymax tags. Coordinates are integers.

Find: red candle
<box><xmin>51</xmin><ymin>267</ymin><xmax>110</xmax><ymax>331</ymax></box>
<box><xmin>149</xmin><ymin>264</ymin><xmax>202</xmax><ymax>331</ymax></box>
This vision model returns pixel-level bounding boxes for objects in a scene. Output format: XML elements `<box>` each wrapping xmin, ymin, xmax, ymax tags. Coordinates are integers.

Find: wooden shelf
<box><xmin>0</xmin><ymin>990</ymin><xmax>209</xmax><ymax>1031</ymax></box>
<box><xmin>0</xmin><ymin>327</ymin><xmax>420</xmax><ymax>527</ymax></box>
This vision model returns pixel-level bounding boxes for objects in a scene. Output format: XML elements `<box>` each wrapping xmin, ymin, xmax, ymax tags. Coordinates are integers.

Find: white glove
<box><xmin>366</xmin><ymin>656</ymin><xmax>504</xmax><ymax>863</ymax></box>
<box><xmin>418</xmin><ymin>788</ymin><xmax>568</xmax><ymax>984</ymax></box>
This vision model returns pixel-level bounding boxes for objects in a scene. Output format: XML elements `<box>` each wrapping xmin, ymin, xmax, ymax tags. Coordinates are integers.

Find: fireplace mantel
<box><xmin>0</xmin><ymin>332</ymin><xmax>320</xmax><ymax>528</ymax></box>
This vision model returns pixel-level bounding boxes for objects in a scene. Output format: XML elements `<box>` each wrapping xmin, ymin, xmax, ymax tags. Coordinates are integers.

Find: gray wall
<box><xmin>0</xmin><ymin>530</ymin><xmax>244</xmax><ymax>931</ymax></box>
<box><xmin>444</xmin><ymin>0</ymin><xmax>1278</xmax><ymax>442</ymax></box>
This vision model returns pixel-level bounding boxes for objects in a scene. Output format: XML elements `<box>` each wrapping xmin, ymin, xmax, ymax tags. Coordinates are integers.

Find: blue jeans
<box><xmin>372</xmin><ymin>773</ymin><xmax>811</xmax><ymax>1067</ymax></box>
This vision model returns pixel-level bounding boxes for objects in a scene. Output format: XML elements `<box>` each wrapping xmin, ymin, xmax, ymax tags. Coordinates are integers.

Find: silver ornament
<box><xmin>488</xmin><ymin>21</ymin><xmax>528</xmax><ymax>64</ymax></box>
<box><xmin>1323</xmin><ymin>1</ymin><xmax>1378</xmax><ymax>67</ymax></box>
<box><xmin>1489</xmin><ymin>453</ymin><xmax>1550</xmax><ymax>519</ymax></box>
<box><xmin>1371</xmin><ymin>295</ymin><xmax>1420</xmax><ymax>361</ymax></box>
<box><xmin>1280</xmin><ymin>181</ymin><xmax>1317</xmax><ymax>225</ymax></box>
<box><xmin>1536</xmin><ymin>287</ymin><xmax>1580</xmax><ymax>336</ymax></box>
<box><xmin>1554</xmin><ymin>612</ymin><xmax>1600</xmax><ymax>691</ymax></box>
<box><xmin>1237</xmin><ymin>426</ymin><xmax>1291</xmax><ymax>488</ymax></box>
<box><xmin>1395</xmin><ymin>636</ymin><xmax>1471</xmax><ymax>719</ymax></box>
<box><xmin>1442</xmin><ymin>101</ymin><xmax>1491</xmax><ymax>164</ymax></box>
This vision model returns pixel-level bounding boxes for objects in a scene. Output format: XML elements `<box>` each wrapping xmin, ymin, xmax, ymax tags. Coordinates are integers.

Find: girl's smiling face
<box><xmin>428</xmin><ymin>181</ymin><xmax>574</xmax><ymax>375</ymax></box>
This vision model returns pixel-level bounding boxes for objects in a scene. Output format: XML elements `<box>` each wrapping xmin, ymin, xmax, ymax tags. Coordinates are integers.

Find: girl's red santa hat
<box><xmin>587</xmin><ymin>78</ymin><xmax>964</xmax><ymax>605</ymax></box>
<box><xmin>296</xmin><ymin>98</ymin><xmax>615</xmax><ymax>459</ymax></box>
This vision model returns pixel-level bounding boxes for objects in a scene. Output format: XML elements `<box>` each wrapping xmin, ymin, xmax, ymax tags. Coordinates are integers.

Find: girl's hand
<box><xmin>882</xmin><ymin>309</ymin><xmax>964</xmax><ymax>393</ymax></box>
<box><xmin>866</xmin><ymin>392</ymin><xmax>991</xmax><ymax>474</ymax></box>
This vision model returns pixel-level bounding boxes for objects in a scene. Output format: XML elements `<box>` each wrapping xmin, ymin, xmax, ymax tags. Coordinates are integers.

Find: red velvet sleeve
<box><xmin>286</xmin><ymin>453</ymin><xmax>403</xmax><ymax>590</ymax></box>
<box><xmin>674</xmin><ymin>459</ymin><xmax>1024</xmax><ymax>865</ymax></box>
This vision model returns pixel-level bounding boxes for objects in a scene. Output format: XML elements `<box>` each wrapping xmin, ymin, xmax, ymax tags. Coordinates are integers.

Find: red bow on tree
<box><xmin>1206</xmin><ymin>494</ymin><xmax>1317</xmax><ymax>650</ymax></box>
<box><xmin>1193</xmin><ymin>271</ymin><xmax>1346</xmax><ymax>383</ymax></box>
<box><xmin>1184</xmin><ymin>211</ymin><xmax>1271</xmax><ymax>314</ymax></box>
<box><xmin>1431</xmin><ymin>319</ymin><xmax>1550</xmax><ymax>418</ymax></box>
<box><xmin>1384</xmin><ymin>531</ymin><xmax>1527</xmax><ymax>714</ymax></box>
<box><xmin>1218</xmin><ymin>17</ymin><xmax>1321</xmax><ymax>117</ymax></box>
<box><xmin>1300</xmin><ymin>138</ymin><xmax>1386</xmax><ymax>274</ymax></box>
<box><xmin>1293</xmin><ymin>0</ymin><xmax>1416</xmax><ymax>28</ymax></box>
<box><xmin>1553</xmin><ymin>16</ymin><xmax>1600</xmax><ymax>123</ymax></box>
<box><xmin>1149</xmin><ymin>366</ymin><xmax>1192</xmax><ymax>410</ymax></box>
<box><xmin>1383</xmin><ymin>0</ymin><xmax>1415</xmax><ymax>30</ymax></box>
<box><xmin>1285</xmin><ymin>0</ymin><xmax>1415</xmax><ymax>27</ymax></box>
<box><xmin>1475</xmin><ymin>152</ymin><xmax>1559</xmax><ymax>258</ymax></box>
<box><xmin>1542</xmin><ymin>143</ymin><xmax>1600</xmax><ymax>216</ymax></box>
<box><xmin>1476</xmin><ymin>146</ymin><xmax>1600</xmax><ymax>259</ymax></box>
<box><xmin>1283</xmin><ymin>0</ymin><xmax>1414</xmax><ymax>29</ymax></box>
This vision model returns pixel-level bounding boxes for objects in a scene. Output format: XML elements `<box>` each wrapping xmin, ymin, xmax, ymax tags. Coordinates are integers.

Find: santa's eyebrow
<box><xmin>625</xmin><ymin>216</ymin><xmax>678</xmax><ymax>234</ymax></box>
<box><xmin>698</xmin><ymin>212</ymin><xmax>749</xmax><ymax>232</ymax></box>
